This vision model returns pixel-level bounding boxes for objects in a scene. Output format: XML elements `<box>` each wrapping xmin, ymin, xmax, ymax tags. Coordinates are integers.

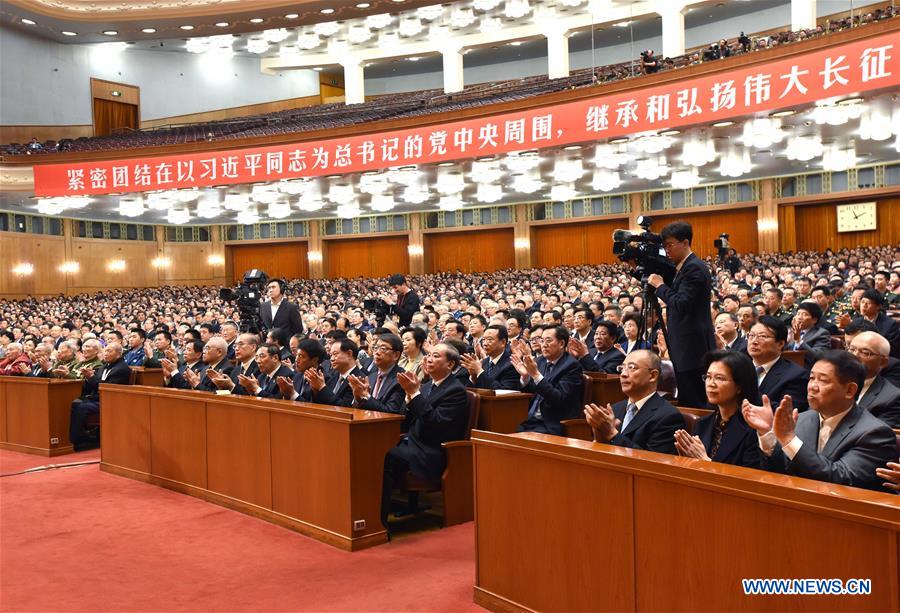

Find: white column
<box><xmin>791</xmin><ymin>0</ymin><xmax>817</xmax><ymax>31</ymax></box>
<box><xmin>342</xmin><ymin>58</ymin><xmax>365</xmax><ymax>105</ymax></box>
<box><xmin>442</xmin><ymin>46</ymin><xmax>465</xmax><ymax>94</ymax></box>
<box><xmin>546</xmin><ymin>31</ymin><xmax>570</xmax><ymax>80</ymax></box>
<box><xmin>660</xmin><ymin>7</ymin><xmax>685</xmax><ymax>58</ymax></box>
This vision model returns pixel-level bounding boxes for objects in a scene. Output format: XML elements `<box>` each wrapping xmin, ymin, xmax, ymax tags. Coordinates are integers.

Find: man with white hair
<box><xmin>0</xmin><ymin>343</ymin><xmax>31</xmax><ymax>375</ymax></box>
<box><xmin>49</xmin><ymin>341</ymin><xmax>79</xmax><ymax>378</ymax></box>
<box><xmin>70</xmin><ymin>342</ymin><xmax>132</xmax><ymax>451</ymax></box>
<box><xmin>848</xmin><ymin>331</ymin><xmax>900</xmax><ymax>428</ymax></box>
<box><xmin>171</xmin><ymin>337</ymin><xmax>233</xmax><ymax>391</ymax></box>
<box><xmin>26</xmin><ymin>343</ymin><xmax>54</xmax><ymax>377</ymax></box>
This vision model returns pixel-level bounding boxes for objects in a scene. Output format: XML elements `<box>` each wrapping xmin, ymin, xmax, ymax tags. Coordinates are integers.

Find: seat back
<box><xmin>463</xmin><ymin>390</ymin><xmax>481</xmax><ymax>441</ymax></box>
<box><xmin>583</xmin><ymin>372</ymin><xmax>626</xmax><ymax>406</ymax></box>
<box><xmin>781</xmin><ymin>350</ymin><xmax>806</xmax><ymax>367</ymax></box>
<box><xmin>676</xmin><ymin>407</ymin><xmax>714</xmax><ymax>435</ymax></box>
<box><xmin>829</xmin><ymin>336</ymin><xmax>845</xmax><ymax>349</ymax></box>
<box><xmin>128</xmin><ymin>367</ymin><xmax>138</xmax><ymax>385</ymax></box>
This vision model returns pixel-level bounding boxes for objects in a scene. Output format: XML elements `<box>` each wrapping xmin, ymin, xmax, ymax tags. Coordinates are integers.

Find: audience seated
<box><xmin>0</xmin><ymin>343</ymin><xmax>31</xmax><ymax>375</ymax></box>
<box><xmin>69</xmin><ymin>342</ymin><xmax>131</xmax><ymax>451</ymax></box>
<box><xmin>747</xmin><ymin>316</ymin><xmax>810</xmax><ymax>412</ymax></box>
<box><xmin>567</xmin><ymin>319</ymin><xmax>625</xmax><ymax>374</ymax></box>
<box><xmin>848</xmin><ymin>331</ymin><xmax>900</xmax><ymax>428</ymax></box>
<box><xmin>273</xmin><ymin>337</ymin><xmax>323</xmax><ymax>402</ymax></box>
<box><xmin>674</xmin><ymin>350</ymin><xmax>762</xmax><ymax>468</ymax></box>
<box><xmin>583</xmin><ymin>349</ymin><xmax>683</xmax><ymax>455</ymax></box>
<box><xmin>309</xmin><ymin>338</ymin><xmax>366</xmax><ymax>407</ymax></box>
<box><xmin>348</xmin><ymin>333</ymin><xmax>407</xmax><ymax>419</ymax></box>
<box><xmin>460</xmin><ymin>324</ymin><xmax>520</xmax><ymax>390</ymax></box>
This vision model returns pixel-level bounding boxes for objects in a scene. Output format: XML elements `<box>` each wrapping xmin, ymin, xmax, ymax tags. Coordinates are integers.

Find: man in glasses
<box><xmin>847</xmin><ymin>331</ymin><xmax>899</xmax><ymax>428</ymax></box>
<box><xmin>583</xmin><ymin>349</ymin><xmax>682</xmax><ymax>454</ymax></box>
<box><xmin>647</xmin><ymin>221</ymin><xmax>716</xmax><ymax>408</ymax></box>
<box><xmin>746</xmin><ymin>315</ymin><xmax>809</xmax><ymax>411</ymax></box>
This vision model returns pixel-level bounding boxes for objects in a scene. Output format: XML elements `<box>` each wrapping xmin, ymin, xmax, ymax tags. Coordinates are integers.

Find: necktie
<box><xmin>756</xmin><ymin>365</ymin><xmax>765</xmax><ymax>383</ymax></box>
<box><xmin>621</xmin><ymin>402</ymin><xmax>638</xmax><ymax>432</ymax></box>
<box><xmin>333</xmin><ymin>376</ymin><xmax>343</xmax><ymax>394</ymax></box>
<box><xmin>817</xmin><ymin>418</ymin><xmax>830</xmax><ymax>453</ymax></box>
<box><xmin>485</xmin><ymin>359</ymin><xmax>494</xmax><ymax>376</ymax></box>
<box><xmin>258</xmin><ymin>373</ymin><xmax>268</xmax><ymax>391</ymax></box>
<box><xmin>544</xmin><ymin>361</ymin><xmax>555</xmax><ymax>378</ymax></box>
<box><xmin>372</xmin><ymin>373</ymin><xmax>385</xmax><ymax>399</ymax></box>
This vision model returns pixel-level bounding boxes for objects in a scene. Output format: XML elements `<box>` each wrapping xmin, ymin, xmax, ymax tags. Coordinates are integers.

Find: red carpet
<box><xmin>0</xmin><ymin>449</ymin><xmax>480</xmax><ymax>612</ymax></box>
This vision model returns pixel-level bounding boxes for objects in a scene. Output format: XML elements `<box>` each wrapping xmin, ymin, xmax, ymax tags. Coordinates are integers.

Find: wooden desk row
<box><xmin>472</xmin><ymin>430</ymin><xmax>900</xmax><ymax>613</ymax></box>
<box><xmin>0</xmin><ymin>376</ymin><xmax>83</xmax><ymax>456</ymax></box>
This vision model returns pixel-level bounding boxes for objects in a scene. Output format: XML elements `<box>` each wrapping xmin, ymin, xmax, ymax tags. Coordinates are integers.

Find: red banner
<box><xmin>33</xmin><ymin>32</ymin><xmax>899</xmax><ymax>197</ymax></box>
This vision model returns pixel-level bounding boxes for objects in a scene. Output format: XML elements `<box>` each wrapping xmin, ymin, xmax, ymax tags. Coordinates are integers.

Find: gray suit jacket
<box><xmin>761</xmin><ymin>403</ymin><xmax>897</xmax><ymax>491</ymax></box>
<box><xmin>858</xmin><ymin>376</ymin><xmax>900</xmax><ymax>429</ymax></box>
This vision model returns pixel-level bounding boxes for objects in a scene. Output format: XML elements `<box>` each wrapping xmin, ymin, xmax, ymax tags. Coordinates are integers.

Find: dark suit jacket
<box><xmin>253</xmin><ymin>364</ymin><xmax>295</xmax><ymax>398</ymax></box>
<box><xmin>399</xmin><ymin>376</ymin><xmax>470</xmax><ymax>481</ymax></box>
<box><xmin>167</xmin><ymin>361</ymin><xmax>209</xmax><ymax>390</ymax></box>
<box><xmin>793</xmin><ymin>326</ymin><xmax>831</xmax><ymax>366</ymax></box>
<box><xmin>759</xmin><ymin>357</ymin><xmax>809</xmax><ymax>411</ymax></box>
<box><xmin>358</xmin><ymin>364</ymin><xmax>407</xmax><ymax>425</ymax></box>
<box><xmin>608</xmin><ymin>394</ymin><xmax>682</xmax><ymax>455</ymax></box>
<box><xmin>82</xmin><ymin>358</ymin><xmax>132</xmax><ymax>401</ymax></box>
<box><xmin>472</xmin><ymin>350</ymin><xmax>521</xmax><ymax>390</ymax></box>
<box><xmin>26</xmin><ymin>362</ymin><xmax>51</xmax><ymax>378</ymax></box>
<box><xmin>654</xmin><ymin>253</ymin><xmax>716</xmax><ymax>371</ymax></box>
<box><xmin>573</xmin><ymin>328</ymin><xmax>594</xmax><ymax>348</ymax></box>
<box><xmin>259</xmin><ymin>299</ymin><xmax>304</xmax><ymax>339</ymax></box>
<box><xmin>391</xmin><ymin>289</ymin><xmax>421</xmax><ymax>327</ymax></box>
<box><xmin>621</xmin><ymin>338</ymin><xmax>652</xmax><ymax>354</ymax></box>
<box><xmin>724</xmin><ymin>334</ymin><xmax>748</xmax><ymax>354</ymax></box>
<box><xmin>694</xmin><ymin>409</ymin><xmax>762</xmax><ymax>468</ymax></box>
<box><xmin>288</xmin><ymin>369</ymin><xmax>314</xmax><ymax>402</ymax></box>
<box><xmin>580</xmin><ymin>347</ymin><xmax>625</xmax><ymax>374</ymax></box>
<box><xmin>871</xmin><ymin>312</ymin><xmax>900</xmax><ymax>358</ymax></box>
<box><xmin>761</xmin><ymin>403</ymin><xmax>897</xmax><ymax>491</ymax></box>
<box><xmin>225</xmin><ymin>341</ymin><xmax>236</xmax><ymax>361</ymax></box>
<box><xmin>519</xmin><ymin>353</ymin><xmax>584</xmax><ymax>435</ymax></box>
<box><xmin>882</xmin><ymin>357</ymin><xmax>900</xmax><ymax>389</ymax></box>
<box><xmin>312</xmin><ymin>366</ymin><xmax>366</xmax><ymax>407</ymax></box>
<box><xmin>192</xmin><ymin>358</ymin><xmax>235</xmax><ymax>392</ymax></box>
<box><xmin>858</xmin><ymin>376</ymin><xmax>900</xmax><ymax>428</ymax></box>
<box><xmin>228</xmin><ymin>360</ymin><xmax>260</xmax><ymax>396</ymax></box>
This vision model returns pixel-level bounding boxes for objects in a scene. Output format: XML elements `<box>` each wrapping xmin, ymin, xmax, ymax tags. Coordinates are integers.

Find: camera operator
<box><xmin>723</xmin><ymin>248</ymin><xmax>741</xmax><ymax>276</ymax></box>
<box><xmin>640</xmin><ymin>50</ymin><xmax>659</xmax><ymax>74</ymax></box>
<box><xmin>380</xmin><ymin>274</ymin><xmax>420</xmax><ymax>328</ymax></box>
<box><xmin>647</xmin><ymin>221</ymin><xmax>716</xmax><ymax>407</ymax></box>
<box><xmin>259</xmin><ymin>278</ymin><xmax>304</xmax><ymax>339</ymax></box>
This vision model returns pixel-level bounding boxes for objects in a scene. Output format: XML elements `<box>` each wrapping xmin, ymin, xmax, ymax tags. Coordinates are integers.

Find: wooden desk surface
<box><xmin>472</xmin><ymin>430</ymin><xmax>899</xmax><ymax>613</ymax></box>
<box><xmin>100</xmin><ymin>385</ymin><xmax>404</xmax><ymax>551</ymax></box>
<box><xmin>0</xmin><ymin>376</ymin><xmax>83</xmax><ymax>456</ymax></box>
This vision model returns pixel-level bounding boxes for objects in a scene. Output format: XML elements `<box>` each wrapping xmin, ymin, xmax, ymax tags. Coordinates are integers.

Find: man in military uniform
<box><xmin>763</xmin><ymin>288</ymin><xmax>792</xmax><ymax>324</ymax></box>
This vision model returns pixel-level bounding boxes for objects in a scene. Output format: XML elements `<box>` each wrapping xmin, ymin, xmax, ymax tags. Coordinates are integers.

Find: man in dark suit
<box><xmin>855</xmin><ymin>289</ymin><xmax>900</xmax><ymax>358</ymax></box>
<box><xmin>237</xmin><ymin>343</ymin><xmax>294</xmax><ymax>398</ymax></box>
<box><xmin>571</xmin><ymin>307</ymin><xmax>595</xmax><ymax>348</ymax></box>
<box><xmin>748</xmin><ymin>316</ymin><xmax>809</xmax><ymax>411</ymax></box>
<box><xmin>169</xmin><ymin>337</ymin><xmax>233</xmax><ymax>391</ymax></box>
<box><xmin>714</xmin><ymin>312</ymin><xmax>747</xmax><ymax>353</ymax></box>
<box><xmin>584</xmin><ymin>349</ymin><xmax>683</xmax><ymax>455</ymax></box>
<box><xmin>307</xmin><ymin>338</ymin><xmax>366</xmax><ymax>407</ymax></box>
<box><xmin>789</xmin><ymin>302</ymin><xmax>832</xmax><ymax>364</ymax></box>
<box><xmin>744</xmin><ymin>350</ymin><xmax>896</xmax><ymax>491</ymax></box>
<box><xmin>69</xmin><ymin>342</ymin><xmax>132</xmax><ymax>451</ymax></box>
<box><xmin>221</xmin><ymin>322</ymin><xmax>239</xmax><ymax>361</ymax></box>
<box><xmin>25</xmin><ymin>343</ymin><xmax>53</xmax><ymax>377</ymax></box>
<box><xmin>849</xmin><ymin>331</ymin><xmax>900</xmax><ymax>428</ymax></box>
<box><xmin>380</xmin><ymin>343</ymin><xmax>470</xmax><ymax>529</ymax></box>
<box><xmin>382</xmin><ymin>274</ymin><xmax>420</xmax><ymax>328</ymax></box>
<box><xmin>275</xmin><ymin>338</ymin><xmax>327</xmax><ymax>403</ymax></box>
<box><xmin>514</xmin><ymin>325</ymin><xmax>584</xmax><ymax>435</ymax></box>
<box><xmin>208</xmin><ymin>333</ymin><xmax>260</xmax><ymax>394</ymax></box>
<box><xmin>348</xmin><ymin>333</ymin><xmax>407</xmax><ymax>422</ymax></box>
<box><xmin>648</xmin><ymin>220</ymin><xmax>716</xmax><ymax>407</ymax></box>
<box><xmin>845</xmin><ymin>319</ymin><xmax>900</xmax><ymax>388</ymax></box>
<box><xmin>568</xmin><ymin>320</ymin><xmax>625</xmax><ymax>374</ymax></box>
<box><xmin>460</xmin><ymin>325</ymin><xmax>520</xmax><ymax>390</ymax></box>
<box><xmin>161</xmin><ymin>339</ymin><xmax>207</xmax><ymax>388</ymax></box>
<box><xmin>259</xmin><ymin>278</ymin><xmax>304</xmax><ymax>339</ymax></box>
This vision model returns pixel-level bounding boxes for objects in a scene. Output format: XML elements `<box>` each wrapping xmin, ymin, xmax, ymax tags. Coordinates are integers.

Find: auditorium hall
<box><xmin>0</xmin><ymin>0</ymin><xmax>898</xmax><ymax>611</ymax></box>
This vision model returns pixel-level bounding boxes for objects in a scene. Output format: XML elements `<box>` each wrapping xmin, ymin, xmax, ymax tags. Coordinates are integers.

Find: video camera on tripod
<box><xmin>714</xmin><ymin>233</ymin><xmax>730</xmax><ymax>259</ymax></box>
<box><xmin>219</xmin><ymin>269</ymin><xmax>268</xmax><ymax>333</ymax></box>
<box><xmin>612</xmin><ymin>216</ymin><xmax>676</xmax><ymax>282</ymax></box>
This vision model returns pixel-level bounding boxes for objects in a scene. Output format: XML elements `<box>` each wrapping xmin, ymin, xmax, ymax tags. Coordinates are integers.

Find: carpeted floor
<box><xmin>0</xmin><ymin>449</ymin><xmax>480</xmax><ymax>612</ymax></box>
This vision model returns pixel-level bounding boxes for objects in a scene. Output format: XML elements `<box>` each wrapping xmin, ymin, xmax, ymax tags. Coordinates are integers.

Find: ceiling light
<box><xmin>366</xmin><ymin>14</ymin><xmax>393</xmax><ymax>29</ymax></box>
<box><xmin>681</xmin><ymin>133</ymin><xmax>717</xmax><ymax>167</ymax></box>
<box><xmin>142</xmin><ymin>28</ymin><xmax>156</xmax><ymax>34</ymax></box>
<box><xmin>592</xmin><ymin>169</ymin><xmax>621</xmax><ymax>192</ymax></box>
<box><xmin>659</xmin><ymin>129</ymin><xmax>681</xmax><ymax>136</ymax></box>
<box><xmin>670</xmin><ymin>168</ymin><xmax>701</xmax><ymax>189</ymax></box>
<box><xmin>348</xmin><ymin>24</ymin><xmax>373</xmax><ymax>44</ymax></box>
<box><xmin>215</xmin><ymin>22</ymin><xmax>230</xmax><ymax>27</ymax></box>
<box><xmin>593</xmin><ymin>144</ymin><xmax>630</xmax><ymax>169</ymax></box>
<box><xmin>247</xmin><ymin>38</ymin><xmax>270</xmax><ymax>53</ymax></box>
<box><xmin>297</xmin><ymin>32</ymin><xmax>321</xmax><ymax>49</ymax></box>
<box><xmin>320</xmin><ymin>8</ymin><xmax>335</xmax><ymax>14</ymax></box>
<box><xmin>107</xmin><ymin>260</ymin><xmax>126</xmax><ymax>272</ymax></box>
<box><xmin>712</xmin><ymin>121</ymin><xmax>734</xmax><ymax>128</ymax></box>
<box><xmin>504</xmin><ymin>151</ymin><xmax>541</xmax><ymax>173</ymax></box>
<box><xmin>336</xmin><ymin>203</ymin><xmax>361</xmax><ymax>218</ymax></box>
<box><xmin>173</xmin><ymin>189</ymin><xmax>199</xmax><ymax>203</ymax></box>
<box><xmin>407</xmin><ymin>56</ymin><xmax>420</xmax><ymax>62</ymax></box>
<box><xmin>392</xmin><ymin>0</ymin><xmax>405</xmax><ymax>2</ymax></box>
<box><xmin>167</xmin><ymin>207</ymin><xmax>191</xmax><ymax>224</ymax></box>
<box><xmin>741</xmin><ymin>117</ymin><xmax>785</xmax><ymax>148</ymax></box>
<box><xmin>785</xmin><ymin>134</ymin><xmax>823</xmax><ymax>161</ymax></box>
<box><xmin>399</xmin><ymin>16</ymin><xmax>424</xmax><ymax>37</ymax></box>
<box><xmin>21</xmin><ymin>18</ymin><xmax>36</xmax><ymax>25</ymax></box>
<box><xmin>278</xmin><ymin>179</ymin><xmax>309</xmax><ymax>195</ymax></box>
<box><xmin>186</xmin><ymin>38</ymin><xmax>209</xmax><ymax>53</ymax></box>
<box><xmin>417</xmin><ymin>5</ymin><xmax>443</xmax><ymax>20</ymax></box>
<box><xmin>223</xmin><ymin>193</ymin><xmax>248</xmax><ymax>211</ymax></box>
<box><xmin>821</xmin><ymin>142</ymin><xmax>857</xmax><ymax>172</ymax></box>
<box><xmin>328</xmin><ymin>182</ymin><xmax>356</xmax><ymax>205</ymax></box>
<box><xmin>146</xmin><ymin>193</ymin><xmax>174</xmax><ymax>210</ymax></box>
<box><xmin>61</xmin><ymin>31</ymin><xmax>77</xmax><ymax>36</ymax></box>
<box><xmin>103</xmin><ymin>30</ymin><xmax>118</xmax><ymax>36</ymax></box>
<box><xmin>370</xmin><ymin>194</ymin><xmax>396</xmax><ymax>212</ymax></box>
<box><xmin>471</xmin><ymin>159</ymin><xmax>502</xmax><ymax>183</ymax></box>
<box><xmin>770</xmin><ymin>109</ymin><xmax>795</xmax><ymax>118</ymax></box>
<box><xmin>151</xmin><ymin>257</ymin><xmax>171</xmax><ymax>268</ymax></box>
<box><xmin>563</xmin><ymin>145</ymin><xmax>582</xmax><ymax>151</ymax></box>
<box><xmin>634</xmin><ymin>155</ymin><xmax>668</xmax><ymax>180</ymax></box>
<box><xmin>264</xmin><ymin>28</ymin><xmax>290</xmax><ymax>43</ymax></box>
<box><xmin>858</xmin><ymin>97</ymin><xmax>896</xmax><ymax>141</ymax></box>
<box><xmin>118</xmin><ymin>197</ymin><xmax>144</xmax><ymax>218</ymax></box>
<box><xmin>284</xmin><ymin>13</ymin><xmax>299</xmax><ymax>19</ymax></box>
<box><xmin>614</xmin><ymin>20</ymin><xmax>632</xmax><ymax>28</ymax></box>
<box><xmin>314</xmin><ymin>21</ymin><xmax>340</xmax><ymax>37</ymax></box>
<box><xmin>237</xmin><ymin>206</ymin><xmax>260</xmax><ymax>225</ymax></box>
<box><xmin>608</xmin><ymin>137</ymin><xmax>629</xmax><ymax>144</ymax></box>
<box><xmin>249</xmin><ymin>18</ymin><xmax>264</xmax><ymax>23</ymax></box>
<box><xmin>504</xmin><ymin>0</ymin><xmax>532</xmax><ymax>19</ymax></box>
<box><xmin>550</xmin><ymin>183</ymin><xmax>577</xmax><ymax>202</ymax></box>
<box><xmin>553</xmin><ymin>158</ymin><xmax>584</xmax><ymax>183</ymax></box>
<box><xmin>312</xmin><ymin>67</ymin><xmax>323</xmax><ymax>71</ymax></box>
<box><xmin>439</xmin><ymin>195</ymin><xmax>464</xmax><ymax>211</ymax></box>
<box><xmin>58</xmin><ymin>261</ymin><xmax>80</xmax><ymax>274</ymax></box>
<box><xmin>480</xmin><ymin>16</ymin><xmax>502</xmax><ymax>33</ymax></box>
<box><xmin>180</xmin><ymin>25</ymin><xmax>194</xmax><ymax>31</ymax></box>
<box><xmin>509</xmin><ymin>41</ymin><xmax>523</xmax><ymax>46</ymax></box>
<box><xmin>449</xmin><ymin>7</ymin><xmax>476</xmax><ymax>28</ymax></box>
<box><xmin>475</xmin><ymin>183</ymin><xmax>503</xmax><ymax>203</ymax></box>
<box><xmin>436</xmin><ymin>170</ymin><xmax>465</xmax><ymax>195</ymax></box>
<box><xmin>812</xmin><ymin>100</ymin><xmax>864</xmax><ymax>126</ymax></box>
<box><xmin>356</xmin><ymin>3</ymin><xmax>371</xmax><ymax>8</ymax></box>
<box><xmin>360</xmin><ymin>173</ymin><xmax>388</xmax><ymax>194</ymax></box>
<box><xmin>267</xmin><ymin>201</ymin><xmax>292</xmax><ymax>219</ymax></box>
<box><xmin>634</xmin><ymin>133</ymin><xmax>673</xmax><ymax>154</ymax></box>
<box><xmin>511</xmin><ymin>171</ymin><xmax>542</xmax><ymax>194</ymax></box>
<box><xmin>389</xmin><ymin>166</ymin><xmax>424</xmax><ymax>186</ymax></box>
<box><xmin>298</xmin><ymin>198</ymin><xmax>324</xmax><ymax>212</ymax></box>
<box><xmin>718</xmin><ymin>146</ymin><xmax>751</xmax><ymax>177</ymax></box>
<box><xmin>12</xmin><ymin>263</ymin><xmax>34</xmax><ymax>275</ymax></box>
<box><xmin>474</xmin><ymin>0</ymin><xmax>502</xmax><ymax>9</ymax></box>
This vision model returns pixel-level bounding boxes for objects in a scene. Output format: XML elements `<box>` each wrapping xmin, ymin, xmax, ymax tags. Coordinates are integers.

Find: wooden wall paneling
<box><xmin>140</xmin><ymin>95</ymin><xmax>321</xmax><ymax>129</ymax></box>
<box><xmin>149</xmin><ymin>395</ymin><xmax>207</xmax><ymax>488</ymax></box>
<box><xmin>324</xmin><ymin>235</ymin><xmax>409</xmax><ymax>279</ymax></box>
<box><xmin>228</xmin><ymin>241</ymin><xmax>309</xmax><ymax>283</ymax></box>
<box><xmin>779</xmin><ymin>203</ymin><xmax>798</xmax><ymax>253</ymax></box>
<box><xmin>424</xmin><ymin>228</ymin><xmax>515</xmax><ymax>273</ymax></box>
<box><xmin>531</xmin><ymin>219</ymin><xmax>626</xmax><ymax>268</ymax></box>
<box><xmin>68</xmin><ymin>238</ymin><xmax>159</xmax><ymax>294</ymax></box>
<box><xmin>160</xmin><ymin>242</ymin><xmax>222</xmax><ymax>286</ymax></box>
<box><xmin>664</xmin><ymin>207</ymin><xmax>760</xmax><ymax>259</ymax></box>
<box><xmin>0</xmin><ymin>125</ymin><xmax>93</xmax><ymax>144</ymax></box>
<box><xmin>100</xmin><ymin>387</ymin><xmax>151</xmax><ymax>474</ymax></box>
<box><xmin>0</xmin><ymin>234</ymin><xmax>67</xmax><ymax>298</ymax></box>
<box><xmin>206</xmin><ymin>402</ymin><xmax>273</xmax><ymax>509</ymax></box>
<box><xmin>792</xmin><ymin>196</ymin><xmax>900</xmax><ymax>251</ymax></box>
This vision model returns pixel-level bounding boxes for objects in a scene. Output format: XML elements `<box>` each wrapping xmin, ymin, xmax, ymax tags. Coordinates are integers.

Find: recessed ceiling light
<box><xmin>659</xmin><ymin>129</ymin><xmax>680</xmax><ymax>136</ymax></box>
<box><xmin>509</xmin><ymin>41</ymin><xmax>522</xmax><ymax>46</ymax></box>
<box><xmin>407</xmin><ymin>56</ymin><xmax>420</xmax><ymax>62</ymax></box>
<box><xmin>770</xmin><ymin>109</ymin><xmax>795</xmax><ymax>118</ymax></box>
<box><xmin>249</xmin><ymin>18</ymin><xmax>264</xmax><ymax>23</ymax></box>
<box><xmin>141</xmin><ymin>28</ymin><xmax>156</xmax><ymax>33</ymax></box>
<box><xmin>61</xmin><ymin>31</ymin><xmax>77</xmax><ymax>36</ymax></box>
<box><xmin>180</xmin><ymin>25</ymin><xmax>194</xmax><ymax>30</ymax></box>
<box><xmin>837</xmin><ymin>97</ymin><xmax>864</xmax><ymax>105</ymax></box>
<box><xmin>609</xmin><ymin>137</ymin><xmax>629</xmax><ymax>144</ymax></box>
<box><xmin>21</xmin><ymin>18</ymin><xmax>36</xmax><ymax>25</ymax></box>
<box><xmin>356</xmin><ymin>2</ymin><xmax>371</xmax><ymax>7</ymax></box>
<box><xmin>563</xmin><ymin>145</ymin><xmax>581</xmax><ymax>151</ymax></box>
<box><xmin>103</xmin><ymin>30</ymin><xmax>118</xmax><ymax>36</ymax></box>
<box><xmin>312</xmin><ymin>66</ymin><xmax>323</xmax><ymax>71</ymax></box>
<box><xmin>285</xmin><ymin>13</ymin><xmax>299</xmax><ymax>19</ymax></box>
<box><xmin>321</xmin><ymin>8</ymin><xmax>334</xmax><ymax>14</ymax></box>
<box><xmin>215</xmin><ymin>22</ymin><xmax>230</xmax><ymax>27</ymax></box>
<box><xmin>392</xmin><ymin>0</ymin><xmax>405</xmax><ymax>3</ymax></box>
<box><xmin>438</xmin><ymin>162</ymin><xmax>455</xmax><ymax>167</ymax></box>
<box><xmin>712</xmin><ymin>120</ymin><xmax>734</xmax><ymax>128</ymax></box>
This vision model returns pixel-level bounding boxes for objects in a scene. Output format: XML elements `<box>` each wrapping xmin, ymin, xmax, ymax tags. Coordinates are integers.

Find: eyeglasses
<box><xmin>848</xmin><ymin>346</ymin><xmax>881</xmax><ymax>359</ymax></box>
<box><xmin>746</xmin><ymin>333</ymin><xmax>774</xmax><ymax>341</ymax></box>
<box><xmin>617</xmin><ymin>363</ymin><xmax>657</xmax><ymax>373</ymax></box>
<box><xmin>701</xmin><ymin>374</ymin><xmax>733</xmax><ymax>384</ymax></box>
<box><xmin>372</xmin><ymin>345</ymin><xmax>395</xmax><ymax>354</ymax></box>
